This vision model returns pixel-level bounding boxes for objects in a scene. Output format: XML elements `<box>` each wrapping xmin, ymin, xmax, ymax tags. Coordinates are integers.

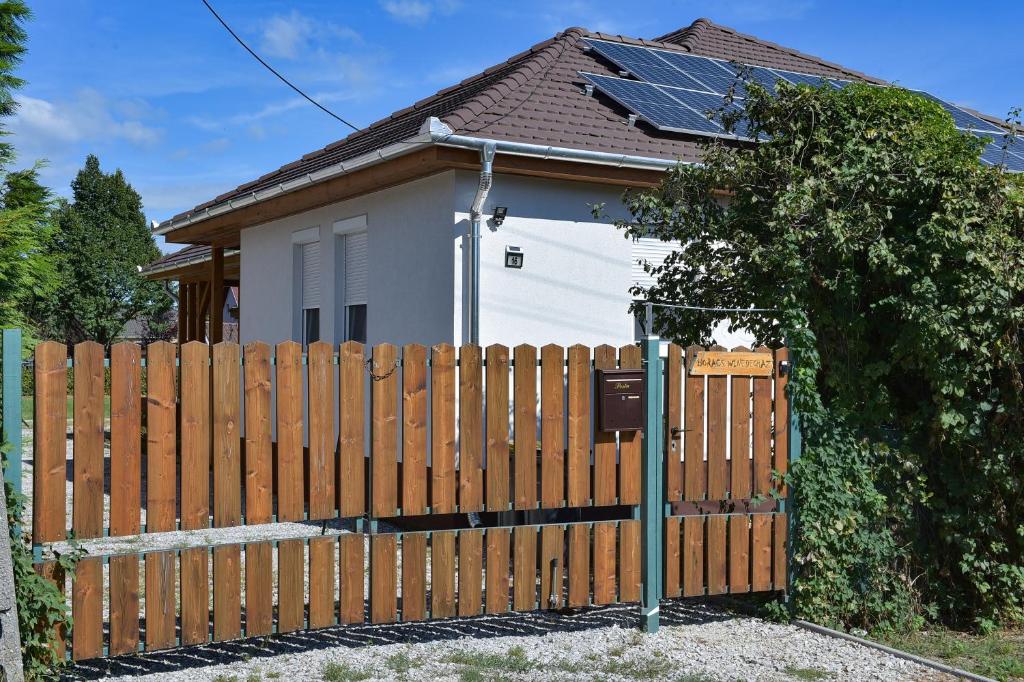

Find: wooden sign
<box><xmin>689</xmin><ymin>351</ymin><xmax>773</xmax><ymax>376</ymax></box>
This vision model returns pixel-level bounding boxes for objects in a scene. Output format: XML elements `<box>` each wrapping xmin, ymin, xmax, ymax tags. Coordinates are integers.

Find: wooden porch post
<box><xmin>188</xmin><ymin>282</ymin><xmax>200</xmax><ymax>342</ymax></box>
<box><xmin>177</xmin><ymin>279</ymin><xmax>188</xmax><ymax>345</ymax></box>
<box><xmin>209</xmin><ymin>247</ymin><xmax>224</xmax><ymax>344</ymax></box>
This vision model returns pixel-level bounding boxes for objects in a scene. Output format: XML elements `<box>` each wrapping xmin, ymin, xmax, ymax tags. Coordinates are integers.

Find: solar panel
<box><xmin>583</xmin><ymin>40</ymin><xmax>712</xmax><ymax>92</ymax></box>
<box><xmin>582</xmin><ymin>73</ymin><xmax>727</xmax><ymax>136</ymax></box>
<box><xmin>769</xmin><ymin>68</ymin><xmax>836</xmax><ymax>89</ymax></box>
<box><xmin>652</xmin><ymin>51</ymin><xmax>742</xmax><ymax>96</ymax></box>
<box><xmin>915</xmin><ymin>91</ymin><xmax>1004</xmax><ymax>133</ymax></box>
<box><xmin>656</xmin><ymin>84</ymin><xmax>751</xmax><ymax>138</ymax></box>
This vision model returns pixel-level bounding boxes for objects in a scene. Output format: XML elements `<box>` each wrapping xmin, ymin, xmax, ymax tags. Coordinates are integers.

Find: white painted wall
<box><xmin>240</xmin><ymin>172</ymin><xmax>456</xmax><ymax>347</ymax></box>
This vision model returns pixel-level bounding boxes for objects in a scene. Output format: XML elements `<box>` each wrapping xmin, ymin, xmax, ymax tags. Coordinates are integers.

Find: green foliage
<box><xmin>3</xmin><ymin>446</ymin><xmax>82</xmax><ymax>680</ymax></box>
<box><xmin>41</xmin><ymin>155</ymin><xmax>170</xmax><ymax>346</ymax></box>
<box><xmin>616</xmin><ymin>80</ymin><xmax>1024</xmax><ymax>631</ymax></box>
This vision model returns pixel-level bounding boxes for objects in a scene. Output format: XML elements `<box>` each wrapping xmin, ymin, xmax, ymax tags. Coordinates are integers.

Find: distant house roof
<box><xmin>157</xmin><ymin>17</ymin><xmax>1011</xmax><ymax>240</ymax></box>
<box><xmin>141</xmin><ymin>243</ymin><xmax>240</xmax><ymax>281</ymax></box>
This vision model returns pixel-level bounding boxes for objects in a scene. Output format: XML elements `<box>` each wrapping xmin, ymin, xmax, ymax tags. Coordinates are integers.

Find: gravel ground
<box><xmin>68</xmin><ymin>602</ymin><xmax>953</xmax><ymax>682</ymax></box>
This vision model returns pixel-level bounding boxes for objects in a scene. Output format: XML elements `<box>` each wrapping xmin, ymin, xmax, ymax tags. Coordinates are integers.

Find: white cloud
<box><xmin>12</xmin><ymin>89</ymin><xmax>163</xmax><ymax>148</ymax></box>
<box><xmin>380</xmin><ymin>0</ymin><xmax>460</xmax><ymax>25</ymax></box>
<box><xmin>260</xmin><ymin>10</ymin><xmax>362</xmax><ymax>60</ymax></box>
<box><xmin>186</xmin><ymin>89</ymin><xmax>365</xmax><ymax>133</ymax></box>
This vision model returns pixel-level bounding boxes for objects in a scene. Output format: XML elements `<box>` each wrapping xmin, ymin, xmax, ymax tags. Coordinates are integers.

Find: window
<box><xmin>346</xmin><ymin>304</ymin><xmax>366</xmax><ymax>344</ymax></box>
<box><xmin>343</xmin><ymin>231</ymin><xmax>368</xmax><ymax>342</ymax></box>
<box><xmin>300</xmin><ymin>239</ymin><xmax>320</xmax><ymax>345</ymax></box>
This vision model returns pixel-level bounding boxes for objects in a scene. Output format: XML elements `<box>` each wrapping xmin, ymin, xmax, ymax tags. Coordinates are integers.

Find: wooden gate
<box><xmin>25</xmin><ymin>338</ymin><xmax>791</xmax><ymax>661</ymax></box>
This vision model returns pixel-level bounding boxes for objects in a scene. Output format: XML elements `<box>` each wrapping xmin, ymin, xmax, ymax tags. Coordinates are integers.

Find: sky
<box><xmin>10</xmin><ymin>1</ymin><xmax>1024</xmax><ymax>254</ymax></box>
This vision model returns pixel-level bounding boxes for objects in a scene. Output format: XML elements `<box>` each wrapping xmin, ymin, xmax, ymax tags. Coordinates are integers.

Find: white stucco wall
<box><xmin>453</xmin><ymin>171</ymin><xmax>637</xmax><ymax>348</ymax></box>
<box><xmin>240</xmin><ymin>172</ymin><xmax>456</xmax><ymax>347</ymax></box>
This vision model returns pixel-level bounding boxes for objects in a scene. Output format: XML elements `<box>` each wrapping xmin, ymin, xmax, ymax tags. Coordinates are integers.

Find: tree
<box><xmin>0</xmin><ymin>1</ymin><xmax>51</xmax><ymax>330</ymax></box>
<box><xmin>44</xmin><ymin>155</ymin><xmax>170</xmax><ymax>346</ymax></box>
<box><xmin>615</xmin><ymin>81</ymin><xmax>1024</xmax><ymax>631</ymax></box>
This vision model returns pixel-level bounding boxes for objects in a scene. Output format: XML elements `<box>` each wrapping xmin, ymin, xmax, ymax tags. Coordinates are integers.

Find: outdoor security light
<box><xmin>493</xmin><ymin>206</ymin><xmax>508</xmax><ymax>226</ymax></box>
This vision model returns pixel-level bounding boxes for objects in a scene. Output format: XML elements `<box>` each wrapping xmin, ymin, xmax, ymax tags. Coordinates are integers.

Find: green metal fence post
<box><xmin>1</xmin><ymin>328</ymin><xmax>22</xmax><ymax>497</ymax></box>
<box><xmin>783</xmin><ymin>348</ymin><xmax>802</xmax><ymax>599</ymax></box>
<box><xmin>640</xmin><ymin>334</ymin><xmax>663</xmax><ymax>633</ymax></box>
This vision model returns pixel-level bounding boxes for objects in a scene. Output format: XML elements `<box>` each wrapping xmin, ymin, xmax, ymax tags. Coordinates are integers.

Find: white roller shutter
<box><xmin>301</xmin><ymin>241</ymin><xmax>320</xmax><ymax>309</ymax></box>
<box><xmin>632</xmin><ymin>237</ymin><xmax>682</xmax><ymax>290</ymax></box>
<box><xmin>344</xmin><ymin>232</ymin><xmax>368</xmax><ymax>305</ymax></box>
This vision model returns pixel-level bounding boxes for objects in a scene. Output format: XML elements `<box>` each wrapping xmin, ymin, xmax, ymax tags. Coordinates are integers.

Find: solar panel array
<box><xmin>581</xmin><ymin>38</ymin><xmax>1022</xmax><ymax>171</ymax></box>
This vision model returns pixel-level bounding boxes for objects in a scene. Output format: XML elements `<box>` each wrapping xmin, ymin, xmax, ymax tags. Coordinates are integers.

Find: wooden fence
<box><xmin>27</xmin><ymin>338</ymin><xmax>790</xmax><ymax>661</ymax></box>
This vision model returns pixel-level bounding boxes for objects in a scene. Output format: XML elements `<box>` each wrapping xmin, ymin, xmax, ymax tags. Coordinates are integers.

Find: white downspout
<box><xmin>468</xmin><ymin>142</ymin><xmax>496</xmax><ymax>345</ymax></box>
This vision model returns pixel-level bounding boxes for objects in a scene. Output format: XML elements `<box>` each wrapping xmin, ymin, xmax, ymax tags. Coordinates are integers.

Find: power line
<box><xmin>200</xmin><ymin>0</ymin><xmax>361</xmax><ymax>132</ymax></box>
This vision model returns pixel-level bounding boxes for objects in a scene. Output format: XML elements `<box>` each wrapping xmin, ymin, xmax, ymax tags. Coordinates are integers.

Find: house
<box><xmin>143</xmin><ymin>18</ymin><xmax>1019</xmax><ymax>349</ymax></box>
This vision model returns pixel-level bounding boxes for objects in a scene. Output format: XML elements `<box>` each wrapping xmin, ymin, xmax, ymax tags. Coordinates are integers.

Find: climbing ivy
<box><xmin>3</xmin><ymin>446</ymin><xmax>81</xmax><ymax>680</ymax></box>
<box><xmin>613</xmin><ymin>81</ymin><xmax>1024</xmax><ymax>632</ymax></box>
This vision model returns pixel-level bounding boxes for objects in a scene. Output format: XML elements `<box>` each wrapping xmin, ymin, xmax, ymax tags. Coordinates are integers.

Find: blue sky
<box><xmin>11</xmin><ymin>1</ymin><xmax>1023</xmax><ymax>253</ymax></box>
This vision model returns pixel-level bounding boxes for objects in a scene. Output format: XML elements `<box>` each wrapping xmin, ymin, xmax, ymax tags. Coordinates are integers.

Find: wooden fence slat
<box><xmin>459</xmin><ymin>344</ymin><xmax>483</xmax><ymax>513</ymax></box>
<box><xmin>33</xmin><ymin>341</ymin><xmax>66</xmax><ymax>544</ymax></box>
<box><xmin>773</xmin><ymin>512</ymin><xmax>788</xmax><ymax>590</ymax></box>
<box><xmin>540</xmin><ymin>525</ymin><xmax>564</xmax><ymax>609</ymax></box>
<box><xmin>402</xmin><ymin>533</ymin><xmax>427</xmax><ymax>621</ymax></box>
<box><xmin>730</xmin><ymin>346</ymin><xmax>752</xmax><ymax>502</ymax></box>
<box><xmin>244</xmin><ymin>342</ymin><xmax>273</xmax><ymax>527</ymax></box>
<box><xmin>109</xmin><ymin>342</ymin><xmax>141</xmax><ymax>656</ymax></box>
<box><xmin>372</xmin><ymin>343</ymin><xmax>399</xmax><ymax>518</ymax></box>
<box><xmin>71</xmin><ymin>341</ymin><xmax>103</xmax><ymax>660</ymax></box>
<box><xmin>213</xmin><ymin>544</ymin><xmax>241</xmax><ymax>641</ymax></box>
<box><xmin>707</xmin><ymin>345</ymin><xmax>728</xmax><ymax>501</ymax></box>
<box><xmin>567</xmin><ymin>345</ymin><xmax>590</xmax><ymax>508</ymax></box>
<box><xmin>752</xmin><ymin>346</ymin><xmax>773</xmax><ymax>496</ymax></box>
<box><xmin>277</xmin><ymin>539</ymin><xmax>305</xmax><ymax>632</ymax></box>
<box><xmin>620</xmin><ymin>519</ymin><xmax>641</xmax><ymax>602</ymax></box>
<box><xmin>431</xmin><ymin>531</ymin><xmax>456</xmax><ymax>618</ymax></box>
<box><xmin>276</xmin><ymin>342</ymin><xmax>304</xmax><ymax>521</ymax></box>
<box><xmin>402</xmin><ymin>344</ymin><xmax>428</xmax><ymax>516</ymax></box>
<box><xmin>309</xmin><ymin>536</ymin><xmax>336</xmax><ymax>628</ymax></box>
<box><xmin>593</xmin><ymin>345</ymin><xmax>617</xmax><ymax>506</ymax></box>
<box><xmin>71</xmin><ymin>559</ymin><xmax>102</xmax><ymax>659</ymax></box>
<box><xmin>568</xmin><ymin>524</ymin><xmax>590</xmax><ymax>608</ymax></box>
<box><xmin>339</xmin><ymin>533</ymin><xmax>365</xmax><ymax>624</ymax></box>
<box><xmin>371</xmin><ymin>535</ymin><xmax>398</xmax><ymax>623</ymax></box>
<box><xmin>339</xmin><ymin>342</ymin><xmax>366</xmax><ymax>517</ymax></box>
<box><xmin>752</xmin><ymin>514</ymin><xmax>773</xmax><ymax>592</ymax></box>
<box><xmin>146</xmin><ymin>340</ymin><xmax>177</xmax><ymax>651</ymax></box>
<box><xmin>618</xmin><ymin>346</ymin><xmax>642</xmax><ymax>505</ymax></box>
<box><xmin>180</xmin><ymin>342</ymin><xmax>210</xmax><ymax>646</ymax></box>
<box><xmin>485</xmin><ymin>528</ymin><xmax>510</xmax><ymax>614</ymax></box>
<box><xmin>512</xmin><ymin>527</ymin><xmax>537</xmax><ymax>611</ymax></box>
<box><xmin>431</xmin><ymin>344</ymin><xmax>456</xmax><ymax>514</ymax></box>
<box><xmin>308</xmin><ymin>341</ymin><xmax>335</xmax><ymax>520</ymax></box>
<box><xmin>213</xmin><ymin>343</ymin><xmax>241</xmax><ymax>641</ymax></box>
<box><xmin>683</xmin><ymin>516</ymin><xmax>705</xmax><ymax>597</ymax></box>
<box><xmin>485</xmin><ymin>344</ymin><xmax>510</xmax><ymax>512</ymax></box>
<box><xmin>180</xmin><ymin>548</ymin><xmax>209</xmax><ymax>646</ymax></box>
<box><xmin>458</xmin><ymin>529</ymin><xmax>483</xmax><ymax>616</ymax></box>
<box><xmin>706</xmin><ymin>515</ymin><xmax>727</xmax><ymax>595</ymax></box>
<box><xmin>245</xmin><ymin>543</ymin><xmax>273</xmax><ymax>636</ymax></box>
<box><xmin>664</xmin><ymin>344</ymin><xmax>682</xmax><ymax>503</ymax></box>
<box><xmin>683</xmin><ymin>345</ymin><xmax>705</xmax><ymax>501</ymax></box>
<box><xmin>774</xmin><ymin>348</ymin><xmax>790</xmax><ymax>498</ymax></box>
<box><xmin>664</xmin><ymin>516</ymin><xmax>680</xmax><ymax>598</ymax></box>
<box><xmin>593</xmin><ymin>522</ymin><xmax>616</xmax><ymax>605</ymax></box>
<box><xmin>540</xmin><ymin>344</ymin><xmax>564</xmax><ymax>508</ymax></box>
<box><xmin>729</xmin><ymin>515</ymin><xmax>750</xmax><ymax>594</ymax></box>
<box><xmin>513</xmin><ymin>344</ymin><xmax>538</xmax><ymax>511</ymax></box>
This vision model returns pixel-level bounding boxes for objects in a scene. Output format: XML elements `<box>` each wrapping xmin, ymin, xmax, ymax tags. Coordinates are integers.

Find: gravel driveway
<box><xmin>68</xmin><ymin>602</ymin><xmax>953</xmax><ymax>682</ymax></box>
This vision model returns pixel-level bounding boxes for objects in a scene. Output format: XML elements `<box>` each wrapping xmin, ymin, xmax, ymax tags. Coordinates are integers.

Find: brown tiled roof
<box><xmin>163</xmin><ymin>18</ymin><xmax>896</xmax><ymax>231</ymax></box>
<box><xmin>142</xmin><ymin>244</ymin><xmax>214</xmax><ymax>273</ymax></box>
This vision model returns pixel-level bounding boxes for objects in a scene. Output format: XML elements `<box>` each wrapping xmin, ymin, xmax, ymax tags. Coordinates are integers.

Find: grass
<box><xmin>20</xmin><ymin>394</ymin><xmax>110</xmax><ymax>423</ymax></box>
<box><xmin>602</xmin><ymin>650</ymin><xmax>673</xmax><ymax>679</ymax></box>
<box><xmin>321</xmin><ymin>661</ymin><xmax>372</xmax><ymax>682</ymax></box>
<box><xmin>783</xmin><ymin>665</ymin><xmax>830</xmax><ymax>680</ymax></box>
<box><xmin>385</xmin><ymin>650</ymin><xmax>421</xmax><ymax>677</ymax></box>
<box><xmin>441</xmin><ymin>645</ymin><xmax>535</xmax><ymax>680</ymax></box>
<box><xmin>878</xmin><ymin>628</ymin><xmax>1024</xmax><ymax>681</ymax></box>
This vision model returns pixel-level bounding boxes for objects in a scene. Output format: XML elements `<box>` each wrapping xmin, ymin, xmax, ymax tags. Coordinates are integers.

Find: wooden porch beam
<box><xmin>209</xmin><ymin>246</ymin><xmax>224</xmax><ymax>344</ymax></box>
